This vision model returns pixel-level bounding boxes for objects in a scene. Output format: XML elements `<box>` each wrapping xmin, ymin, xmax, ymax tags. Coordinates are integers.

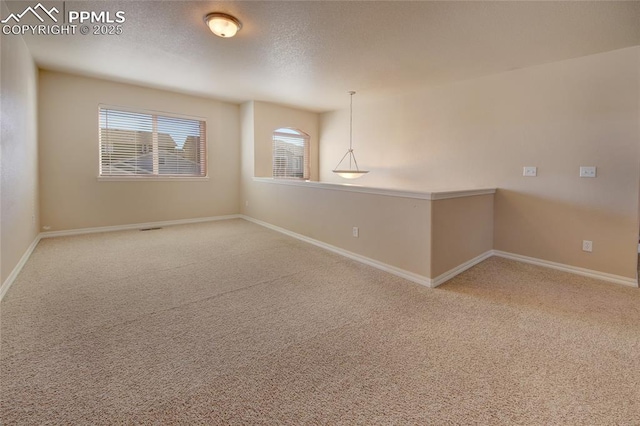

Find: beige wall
<box><xmin>245</xmin><ymin>181</ymin><xmax>432</xmax><ymax>277</ymax></box>
<box><xmin>252</xmin><ymin>101</ymin><xmax>319</xmax><ymax>180</ymax></box>
<box><xmin>38</xmin><ymin>71</ymin><xmax>241</xmax><ymax>231</ymax></box>
<box><xmin>243</xmin><ymin>181</ymin><xmax>495</xmax><ymax>280</ymax></box>
<box><xmin>320</xmin><ymin>47</ymin><xmax>640</xmax><ymax>279</ymax></box>
<box><xmin>240</xmin><ymin>101</ymin><xmax>435</xmax><ymax>277</ymax></box>
<box><xmin>0</xmin><ymin>15</ymin><xmax>40</xmax><ymax>284</ymax></box>
<box><xmin>431</xmin><ymin>195</ymin><xmax>494</xmax><ymax>278</ymax></box>
<box><xmin>240</xmin><ymin>101</ymin><xmax>255</xmax><ymax>188</ymax></box>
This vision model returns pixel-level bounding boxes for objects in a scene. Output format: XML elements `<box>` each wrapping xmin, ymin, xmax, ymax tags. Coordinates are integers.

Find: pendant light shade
<box><xmin>334</xmin><ymin>168</ymin><xmax>368</xmax><ymax>179</ymax></box>
<box><xmin>332</xmin><ymin>91</ymin><xmax>369</xmax><ymax>179</ymax></box>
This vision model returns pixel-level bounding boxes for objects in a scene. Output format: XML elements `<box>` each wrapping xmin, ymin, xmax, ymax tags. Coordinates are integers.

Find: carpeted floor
<box><xmin>2</xmin><ymin>218</ymin><xmax>640</xmax><ymax>424</ymax></box>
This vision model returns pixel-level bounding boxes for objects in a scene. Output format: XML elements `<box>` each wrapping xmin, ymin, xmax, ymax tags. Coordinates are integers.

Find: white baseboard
<box><xmin>39</xmin><ymin>215</ymin><xmax>241</xmax><ymax>239</ymax></box>
<box><xmin>240</xmin><ymin>215</ymin><xmax>435</xmax><ymax>287</ymax></box>
<box><xmin>4</xmin><ymin>215</ymin><xmax>636</xmax><ymax>301</ymax></box>
<box><xmin>241</xmin><ymin>215</ymin><xmax>492</xmax><ymax>288</ymax></box>
<box><xmin>431</xmin><ymin>250</ymin><xmax>494</xmax><ymax>288</ymax></box>
<box><xmin>1</xmin><ymin>234</ymin><xmax>42</xmax><ymax>301</ymax></box>
<box><xmin>240</xmin><ymin>216</ymin><xmax>639</xmax><ymax>289</ymax></box>
<box><xmin>493</xmin><ymin>250</ymin><xmax>638</xmax><ymax>288</ymax></box>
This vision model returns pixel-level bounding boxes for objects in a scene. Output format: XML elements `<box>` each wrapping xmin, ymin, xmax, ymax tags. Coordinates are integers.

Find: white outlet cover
<box><xmin>582</xmin><ymin>240</ymin><xmax>593</xmax><ymax>252</ymax></box>
<box><xmin>579</xmin><ymin>166</ymin><xmax>597</xmax><ymax>178</ymax></box>
<box><xmin>523</xmin><ymin>166</ymin><xmax>537</xmax><ymax>177</ymax></box>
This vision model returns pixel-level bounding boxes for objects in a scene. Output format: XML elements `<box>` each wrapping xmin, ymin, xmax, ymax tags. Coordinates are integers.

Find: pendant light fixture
<box><xmin>332</xmin><ymin>91</ymin><xmax>369</xmax><ymax>179</ymax></box>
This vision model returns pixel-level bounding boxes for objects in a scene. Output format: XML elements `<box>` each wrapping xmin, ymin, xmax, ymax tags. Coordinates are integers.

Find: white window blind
<box><xmin>272</xmin><ymin>128</ymin><xmax>309</xmax><ymax>179</ymax></box>
<box><xmin>99</xmin><ymin>107</ymin><xmax>206</xmax><ymax>177</ymax></box>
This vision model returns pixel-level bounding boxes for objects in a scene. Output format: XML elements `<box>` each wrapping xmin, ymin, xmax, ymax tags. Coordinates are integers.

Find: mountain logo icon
<box><xmin>1</xmin><ymin>3</ymin><xmax>59</xmax><ymax>24</ymax></box>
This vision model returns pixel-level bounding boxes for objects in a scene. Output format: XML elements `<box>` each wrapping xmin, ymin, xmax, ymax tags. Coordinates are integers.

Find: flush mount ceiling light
<box><xmin>332</xmin><ymin>91</ymin><xmax>369</xmax><ymax>179</ymax></box>
<box><xmin>204</xmin><ymin>12</ymin><xmax>242</xmax><ymax>38</ymax></box>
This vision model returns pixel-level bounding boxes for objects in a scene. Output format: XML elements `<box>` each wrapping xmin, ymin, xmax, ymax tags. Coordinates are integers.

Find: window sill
<box><xmin>97</xmin><ymin>176</ymin><xmax>210</xmax><ymax>182</ymax></box>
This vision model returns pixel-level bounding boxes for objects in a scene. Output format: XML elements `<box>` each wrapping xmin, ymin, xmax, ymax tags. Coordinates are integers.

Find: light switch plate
<box><xmin>580</xmin><ymin>166</ymin><xmax>596</xmax><ymax>178</ymax></box>
<box><xmin>523</xmin><ymin>166</ymin><xmax>537</xmax><ymax>177</ymax></box>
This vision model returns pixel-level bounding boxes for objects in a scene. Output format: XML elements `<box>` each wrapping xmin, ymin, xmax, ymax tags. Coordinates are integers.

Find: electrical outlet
<box><xmin>42</xmin><ymin>225</ymin><xmax>51</xmax><ymax>231</ymax></box>
<box><xmin>352</xmin><ymin>227</ymin><xmax>359</xmax><ymax>238</ymax></box>
<box><xmin>582</xmin><ymin>240</ymin><xmax>593</xmax><ymax>252</ymax></box>
<box><xmin>523</xmin><ymin>166</ymin><xmax>537</xmax><ymax>177</ymax></box>
<box><xmin>579</xmin><ymin>166</ymin><xmax>596</xmax><ymax>178</ymax></box>
<box><xmin>245</xmin><ymin>200</ymin><xmax>249</xmax><ymax>207</ymax></box>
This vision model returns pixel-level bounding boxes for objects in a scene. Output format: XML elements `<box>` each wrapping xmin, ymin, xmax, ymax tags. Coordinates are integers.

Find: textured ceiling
<box><xmin>5</xmin><ymin>0</ymin><xmax>640</xmax><ymax>111</ymax></box>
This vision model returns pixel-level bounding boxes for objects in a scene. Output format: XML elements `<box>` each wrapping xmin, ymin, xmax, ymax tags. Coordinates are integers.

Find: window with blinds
<box><xmin>272</xmin><ymin>128</ymin><xmax>309</xmax><ymax>180</ymax></box>
<box><xmin>99</xmin><ymin>107</ymin><xmax>207</xmax><ymax>177</ymax></box>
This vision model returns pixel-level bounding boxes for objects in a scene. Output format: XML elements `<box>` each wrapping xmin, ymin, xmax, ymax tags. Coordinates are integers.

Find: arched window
<box><xmin>272</xmin><ymin>128</ymin><xmax>309</xmax><ymax>180</ymax></box>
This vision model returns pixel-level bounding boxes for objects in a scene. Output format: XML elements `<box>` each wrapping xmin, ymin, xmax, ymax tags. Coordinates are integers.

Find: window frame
<box><xmin>271</xmin><ymin>127</ymin><xmax>310</xmax><ymax>180</ymax></box>
<box><xmin>97</xmin><ymin>105</ymin><xmax>208</xmax><ymax>181</ymax></box>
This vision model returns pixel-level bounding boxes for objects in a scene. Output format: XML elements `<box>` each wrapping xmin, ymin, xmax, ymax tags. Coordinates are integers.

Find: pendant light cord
<box><xmin>349</xmin><ymin>91</ymin><xmax>354</xmax><ymax>151</ymax></box>
<box><xmin>333</xmin><ymin>90</ymin><xmax>368</xmax><ymax>175</ymax></box>
<box><xmin>349</xmin><ymin>91</ymin><xmax>355</xmax><ymax>169</ymax></box>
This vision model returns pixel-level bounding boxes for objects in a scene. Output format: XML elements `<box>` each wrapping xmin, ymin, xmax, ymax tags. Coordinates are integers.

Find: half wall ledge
<box><xmin>252</xmin><ymin>177</ymin><xmax>496</xmax><ymax>201</ymax></box>
<box><xmin>247</xmin><ymin>177</ymin><xmax>496</xmax><ymax>286</ymax></box>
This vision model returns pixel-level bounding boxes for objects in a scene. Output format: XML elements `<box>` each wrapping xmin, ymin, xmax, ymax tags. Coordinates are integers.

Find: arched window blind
<box><xmin>272</xmin><ymin>128</ymin><xmax>309</xmax><ymax>180</ymax></box>
<box><xmin>99</xmin><ymin>106</ymin><xmax>207</xmax><ymax>177</ymax></box>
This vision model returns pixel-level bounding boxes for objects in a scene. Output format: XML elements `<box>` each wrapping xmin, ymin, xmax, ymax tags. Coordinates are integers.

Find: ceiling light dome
<box><xmin>204</xmin><ymin>12</ymin><xmax>242</xmax><ymax>38</ymax></box>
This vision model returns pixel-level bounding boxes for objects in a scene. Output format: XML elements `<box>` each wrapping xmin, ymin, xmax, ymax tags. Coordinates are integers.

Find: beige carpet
<box><xmin>2</xmin><ymin>218</ymin><xmax>640</xmax><ymax>424</ymax></box>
